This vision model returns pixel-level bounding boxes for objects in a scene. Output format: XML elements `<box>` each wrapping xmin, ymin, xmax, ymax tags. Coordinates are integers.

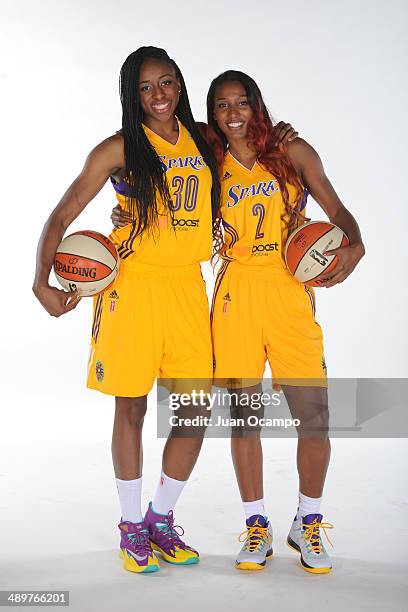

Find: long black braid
<box><xmin>119</xmin><ymin>46</ymin><xmax>220</xmax><ymax>239</ymax></box>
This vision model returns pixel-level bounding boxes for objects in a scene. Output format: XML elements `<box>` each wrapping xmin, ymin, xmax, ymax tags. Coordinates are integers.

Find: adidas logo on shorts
<box><xmin>223</xmin><ymin>292</ymin><xmax>231</xmax><ymax>315</ymax></box>
<box><xmin>109</xmin><ymin>290</ymin><xmax>119</xmax><ymax>300</ymax></box>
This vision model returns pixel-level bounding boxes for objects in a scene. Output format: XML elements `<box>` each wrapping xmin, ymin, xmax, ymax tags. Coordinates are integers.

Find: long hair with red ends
<box><xmin>206</xmin><ymin>71</ymin><xmax>306</xmax><ymax>242</ymax></box>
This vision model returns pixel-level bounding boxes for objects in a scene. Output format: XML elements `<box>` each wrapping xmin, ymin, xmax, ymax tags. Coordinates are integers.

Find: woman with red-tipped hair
<box><xmin>207</xmin><ymin>71</ymin><xmax>364</xmax><ymax>574</ymax></box>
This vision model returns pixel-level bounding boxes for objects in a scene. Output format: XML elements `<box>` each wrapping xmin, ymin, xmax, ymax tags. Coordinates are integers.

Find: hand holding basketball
<box><xmin>320</xmin><ymin>242</ymin><xmax>365</xmax><ymax>288</ymax></box>
<box><xmin>33</xmin><ymin>284</ymin><xmax>81</xmax><ymax>317</ymax></box>
<box><xmin>53</xmin><ymin>230</ymin><xmax>120</xmax><ymax>296</ymax></box>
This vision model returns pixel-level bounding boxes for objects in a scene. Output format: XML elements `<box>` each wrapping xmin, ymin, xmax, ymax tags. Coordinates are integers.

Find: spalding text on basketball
<box><xmin>55</xmin><ymin>260</ymin><xmax>97</xmax><ymax>279</ymax></box>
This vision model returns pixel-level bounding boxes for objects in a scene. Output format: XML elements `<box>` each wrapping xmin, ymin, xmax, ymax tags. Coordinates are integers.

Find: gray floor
<box><xmin>1</xmin><ymin>401</ymin><xmax>407</xmax><ymax>611</ymax></box>
<box><xmin>3</xmin><ymin>552</ymin><xmax>406</xmax><ymax>612</ymax></box>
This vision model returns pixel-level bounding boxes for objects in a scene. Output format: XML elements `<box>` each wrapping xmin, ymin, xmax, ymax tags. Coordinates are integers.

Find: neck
<box><xmin>144</xmin><ymin>115</ymin><xmax>179</xmax><ymax>144</ymax></box>
<box><xmin>228</xmin><ymin>139</ymin><xmax>257</xmax><ymax>169</ymax></box>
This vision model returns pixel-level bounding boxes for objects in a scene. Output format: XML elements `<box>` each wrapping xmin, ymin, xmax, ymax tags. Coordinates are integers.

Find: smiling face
<box><xmin>213</xmin><ymin>80</ymin><xmax>253</xmax><ymax>144</ymax></box>
<box><xmin>138</xmin><ymin>58</ymin><xmax>181</xmax><ymax>125</ymax></box>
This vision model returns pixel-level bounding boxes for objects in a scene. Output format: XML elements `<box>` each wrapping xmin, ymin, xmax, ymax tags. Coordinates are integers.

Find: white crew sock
<box><xmin>151</xmin><ymin>471</ymin><xmax>188</xmax><ymax>515</ymax></box>
<box><xmin>116</xmin><ymin>477</ymin><xmax>143</xmax><ymax>523</ymax></box>
<box><xmin>242</xmin><ymin>498</ymin><xmax>266</xmax><ymax>519</ymax></box>
<box><xmin>297</xmin><ymin>491</ymin><xmax>322</xmax><ymax>519</ymax></box>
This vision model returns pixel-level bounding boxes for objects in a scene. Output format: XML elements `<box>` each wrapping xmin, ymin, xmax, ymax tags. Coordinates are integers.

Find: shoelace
<box><xmin>159</xmin><ymin>511</ymin><xmax>187</xmax><ymax>549</ymax></box>
<box><xmin>302</xmin><ymin>521</ymin><xmax>334</xmax><ymax>553</ymax></box>
<box><xmin>238</xmin><ymin>525</ymin><xmax>271</xmax><ymax>552</ymax></box>
<box><xmin>128</xmin><ymin>529</ymin><xmax>152</xmax><ymax>557</ymax></box>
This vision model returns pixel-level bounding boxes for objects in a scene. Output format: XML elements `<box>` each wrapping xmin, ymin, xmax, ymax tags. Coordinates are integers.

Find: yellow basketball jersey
<box><xmin>109</xmin><ymin>119</ymin><xmax>213</xmax><ymax>266</ymax></box>
<box><xmin>220</xmin><ymin>151</ymin><xmax>306</xmax><ymax>268</ymax></box>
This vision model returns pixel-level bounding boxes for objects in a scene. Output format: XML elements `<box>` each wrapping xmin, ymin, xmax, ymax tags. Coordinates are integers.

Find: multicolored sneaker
<box><xmin>287</xmin><ymin>513</ymin><xmax>334</xmax><ymax>574</ymax></box>
<box><xmin>236</xmin><ymin>514</ymin><xmax>273</xmax><ymax>571</ymax></box>
<box><xmin>144</xmin><ymin>502</ymin><xmax>199</xmax><ymax>565</ymax></box>
<box><xmin>118</xmin><ymin>520</ymin><xmax>160</xmax><ymax>573</ymax></box>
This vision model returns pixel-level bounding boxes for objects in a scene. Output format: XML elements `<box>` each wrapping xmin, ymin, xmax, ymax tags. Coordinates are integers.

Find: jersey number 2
<box><xmin>253</xmin><ymin>203</ymin><xmax>265</xmax><ymax>239</ymax></box>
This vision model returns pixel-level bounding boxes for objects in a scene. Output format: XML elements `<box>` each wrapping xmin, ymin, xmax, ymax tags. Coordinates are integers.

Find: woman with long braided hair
<box><xmin>33</xmin><ymin>46</ymin><xmax>226</xmax><ymax>574</ymax></box>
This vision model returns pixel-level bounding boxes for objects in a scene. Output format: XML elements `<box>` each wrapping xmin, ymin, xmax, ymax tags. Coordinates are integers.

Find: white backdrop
<box><xmin>1</xmin><ymin>1</ymin><xmax>407</xmax><ymax>610</ymax></box>
<box><xmin>1</xmin><ymin>0</ymin><xmax>407</xmax><ymax>389</ymax></box>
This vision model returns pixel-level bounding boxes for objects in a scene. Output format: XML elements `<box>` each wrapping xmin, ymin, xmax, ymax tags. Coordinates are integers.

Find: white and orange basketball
<box><xmin>53</xmin><ymin>230</ymin><xmax>119</xmax><ymax>296</ymax></box>
<box><xmin>285</xmin><ymin>221</ymin><xmax>349</xmax><ymax>286</ymax></box>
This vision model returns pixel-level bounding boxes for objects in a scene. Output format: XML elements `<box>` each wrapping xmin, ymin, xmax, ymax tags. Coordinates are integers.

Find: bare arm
<box><xmin>33</xmin><ymin>134</ymin><xmax>124</xmax><ymax>316</ymax></box>
<box><xmin>287</xmin><ymin>138</ymin><xmax>365</xmax><ymax>287</ymax></box>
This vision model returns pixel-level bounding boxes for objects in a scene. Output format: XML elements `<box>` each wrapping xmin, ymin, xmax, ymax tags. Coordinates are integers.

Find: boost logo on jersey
<box><xmin>172</xmin><ymin>218</ymin><xmax>200</xmax><ymax>230</ymax></box>
<box><xmin>252</xmin><ymin>242</ymin><xmax>279</xmax><ymax>255</ymax></box>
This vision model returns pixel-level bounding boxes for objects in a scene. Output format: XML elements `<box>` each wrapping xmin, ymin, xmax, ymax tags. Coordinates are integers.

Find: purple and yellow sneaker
<box><xmin>144</xmin><ymin>502</ymin><xmax>199</xmax><ymax>565</ymax></box>
<box><xmin>118</xmin><ymin>520</ymin><xmax>160</xmax><ymax>573</ymax></box>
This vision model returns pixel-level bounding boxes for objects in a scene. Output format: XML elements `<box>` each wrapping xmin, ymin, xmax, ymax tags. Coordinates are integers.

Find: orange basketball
<box><xmin>285</xmin><ymin>221</ymin><xmax>349</xmax><ymax>286</ymax></box>
<box><xmin>53</xmin><ymin>230</ymin><xmax>119</xmax><ymax>296</ymax></box>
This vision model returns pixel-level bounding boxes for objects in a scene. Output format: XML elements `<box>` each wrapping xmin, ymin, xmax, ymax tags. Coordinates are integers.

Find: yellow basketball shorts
<box><xmin>211</xmin><ymin>261</ymin><xmax>327</xmax><ymax>387</ymax></box>
<box><xmin>87</xmin><ymin>260</ymin><xmax>213</xmax><ymax>397</ymax></box>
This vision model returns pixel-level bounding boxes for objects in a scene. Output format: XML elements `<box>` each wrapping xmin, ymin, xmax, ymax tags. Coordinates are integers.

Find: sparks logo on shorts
<box><xmin>95</xmin><ymin>360</ymin><xmax>104</xmax><ymax>382</ymax></box>
<box><xmin>223</xmin><ymin>292</ymin><xmax>231</xmax><ymax>314</ymax></box>
<box><xmin>222</xmin><ymin>171</ymin><xmax>232</xmax><ymax>181</ymax></box>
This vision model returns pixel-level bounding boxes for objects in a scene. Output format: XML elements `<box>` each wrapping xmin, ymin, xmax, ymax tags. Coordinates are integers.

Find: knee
<box><xmin>116</xmin><ymin>396</ymin><xmax>147</xmax><ymax>430</ymax></box>
<box><xmin>297</xmin><ymin>406</ymin><xmax>329</xmax><ymax>439</ymax></box>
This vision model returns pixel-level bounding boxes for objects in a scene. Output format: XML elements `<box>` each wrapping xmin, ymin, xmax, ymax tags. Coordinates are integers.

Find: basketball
<box><xmin>53</xmin><ymin>230</ymin><xmax>119</xmax><ymax>296</ymax></box>
<box><xmin>285</xmin><ymin>221</ymin><xmax>349</xmax><ymax>286</ymax></box>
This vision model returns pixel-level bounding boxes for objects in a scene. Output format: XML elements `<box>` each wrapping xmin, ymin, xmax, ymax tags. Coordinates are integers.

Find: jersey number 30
<box><xmin>170</xmin><ymin>175</ymin><xmax>199</xmax><ymax>212</ymax></box>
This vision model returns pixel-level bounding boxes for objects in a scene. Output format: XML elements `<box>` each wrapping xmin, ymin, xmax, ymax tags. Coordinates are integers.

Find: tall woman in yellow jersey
<box><xmin>207</xmin><ymin>71</ymin><xmax>365</xmax><ymax>573</ymax></box>
<box><xmin>32</xmin><ymin>46</ymin><xmax>222</xmax><ymax>574</ymax></box>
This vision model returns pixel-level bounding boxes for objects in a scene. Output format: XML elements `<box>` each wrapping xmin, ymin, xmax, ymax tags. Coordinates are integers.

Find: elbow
<box><xmin>357</xmin><ymin>241</ymin><xmax>366</xmax><ymax>258</ymax></box>
<box><xmin>47</xmin><ymin>208</ymin><xmax>71</xmax><ymax>235</ymax></box>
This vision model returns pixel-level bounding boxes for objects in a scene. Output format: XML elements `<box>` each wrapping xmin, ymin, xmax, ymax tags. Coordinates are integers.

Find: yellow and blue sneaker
<box><xmin>287</xmin><ymin>513</ymin><xmax>334</xmax><ymax>574</ymax></box>
<box><xmin>236</xmin><ymin>515</ymin><xmax>273</xmax><ymax>571</ymax></box>
<box><xmin>118</xmin><ymin>520</ymin><xmax>160</xmax><ymax>573</ymax></box>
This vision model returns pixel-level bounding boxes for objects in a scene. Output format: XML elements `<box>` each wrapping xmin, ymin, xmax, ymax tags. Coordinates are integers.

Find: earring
<box><xmin>178</xmin><ymin>89</ymin><xmax>181</xmax><ymax>93</ymax></box>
